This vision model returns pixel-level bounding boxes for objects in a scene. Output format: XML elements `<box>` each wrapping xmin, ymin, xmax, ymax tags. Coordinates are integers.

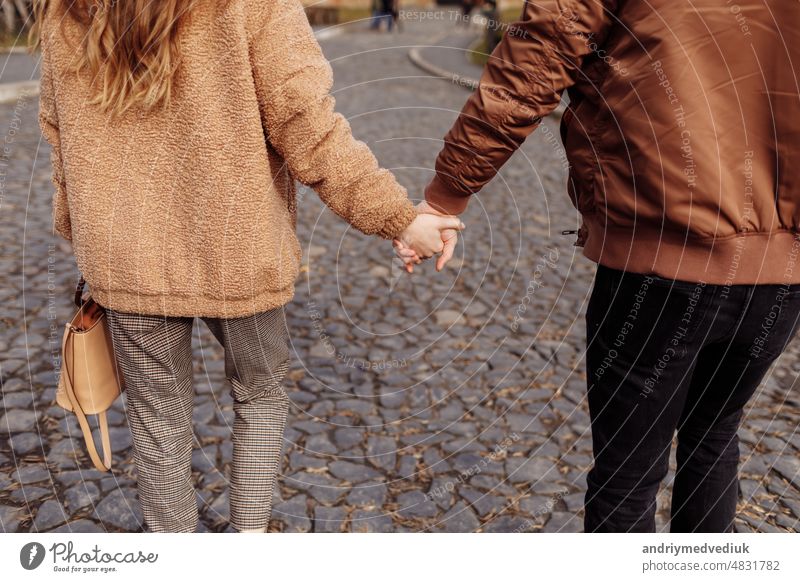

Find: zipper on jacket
<box><xmin>561</xmin><ymin>226</ymin><xmax>588</xmax><ymax>247</ymax></box>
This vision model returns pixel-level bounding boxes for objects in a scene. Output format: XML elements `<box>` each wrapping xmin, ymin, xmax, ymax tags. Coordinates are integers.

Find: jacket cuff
<box><xmin>424</xmin><ymin>174</ymin><xmax>470</xmax><ymax>215</ymax></box>
<box><xmin>377</xmin><ymin>199</ymin><xmax>417</xmax><ymax>240</ymax></box>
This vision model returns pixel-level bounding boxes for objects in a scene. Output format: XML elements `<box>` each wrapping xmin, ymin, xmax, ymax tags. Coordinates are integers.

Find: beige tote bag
<box><xmin>55</xmin><ymin>276</ymin><xmax>126</xmax><ymax>472</ymax></box>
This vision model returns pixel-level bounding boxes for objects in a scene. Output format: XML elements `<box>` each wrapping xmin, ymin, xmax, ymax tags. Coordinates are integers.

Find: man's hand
<box><xmin>395</xmin><ymin>211</ymin><xmax>464</xmax><ymax>271</ymax></box>
<box><xmin>393</xmin><ymin>201</ymin><xmax>463</xmax><ymax>273</ymax></box>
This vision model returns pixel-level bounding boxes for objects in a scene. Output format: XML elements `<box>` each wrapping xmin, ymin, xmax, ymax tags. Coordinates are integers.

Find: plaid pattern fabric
<box><xmin>106</xmin><ymin>306</ymin><xmax>291</xmax><ymax>533</ymax></box>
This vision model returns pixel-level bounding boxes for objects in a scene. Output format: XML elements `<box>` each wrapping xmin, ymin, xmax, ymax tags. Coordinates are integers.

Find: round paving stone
<box><xmin>347</xmin><ymin>482</ymin><xmax>388</xmax><ymax>508</ymax></box>
<box><xmin>328</xmin><ymin>460</ymin><xmax>381</xmax><ymax>482</ymax></box>
<box><xmin>350</xmin><ymin>509</ymin><xmax>393</xmax><ymax>533</ymax></box>
<box><xmin>436</xmin><ymin>501</ymin><xmax>481</xmax><ymax>532</ymax></box>
<box><xmin>64</xmin><ymin>482</ymin><xmax>101</xmax><ymax>512</ymax></box>
<box><xmin>313</xmin><ymin>505</ymin><xmax>348</xmax><ymax>532</ymax></box>
<box><xmin>0</xmin><ymin>409</ymin><xmax>41</xmax><ymax>433</ymax></box>
<box><xmin>93</xmin><ymin>488</ymin><xmax>143</xmax><ymax>531</ymax></box>
<box><xmin>10</xmin><ymin>432</ymin><xmax>44</xmax><ymax>455</ymax></box>
<box><xmin>0</xmin><ymin>505</ymin><xmax>25</xmax><ymax>533</ymax></box>
<box><xmin>33</xmin><ymin>499</ymin><xmax>68</xmax><ymax>531</ymax></box>
<box><xmin>395</xmin><ymin>490</ymin><xmax>439</xmax><ymax>518</ymax></box>
<box><xmin>12</xmin><ymin>464</ymin><xmax>51</xmax><ymax>485</ymax></box>
<box><xmin>10</xmin><ymin>486</ymin><xmax>52</xmax><ymax>503</ymax></box>
<box><xmin>271</xmin><ymin>495</ymin><xmax>311</xmax><ymax>533</ymax></box>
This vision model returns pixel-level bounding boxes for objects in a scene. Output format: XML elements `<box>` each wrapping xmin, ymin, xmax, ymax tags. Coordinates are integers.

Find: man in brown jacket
<box><xmin>418</xmin><ymin>0</ymin><xmax>800</xmax><ymax>532</ymax></box>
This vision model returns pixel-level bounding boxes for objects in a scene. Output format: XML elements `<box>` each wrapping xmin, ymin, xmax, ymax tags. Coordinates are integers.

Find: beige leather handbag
<box><xmin>55</xmin><ymin>276</ymin><xmax>126</xmax><ymax>472</ymax></box>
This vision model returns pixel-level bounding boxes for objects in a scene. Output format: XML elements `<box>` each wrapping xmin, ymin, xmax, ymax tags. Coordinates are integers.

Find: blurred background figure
<box><xmin>370</xmin><ymin>0</ymin><xmax>397</xmax><ymax>32</ymax></box>
<box><xmin>391</xmin><ymin>0</ymin><xmax>402</xmax><ymax>32</ymax></box>
<box><xmin>481</xmin><ymin>0</ymin><xmax>499</xmax><ymax>52</ymax></box>
<box><xmin>459</xmin><ymin>0</ymin><xmax>475</xmax><ymax>24</ymax></box>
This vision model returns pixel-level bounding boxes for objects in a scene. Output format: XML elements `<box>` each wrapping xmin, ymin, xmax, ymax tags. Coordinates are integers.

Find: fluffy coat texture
<box><xmin>38</xmin><ymin>0</ymin><xmax>417</xmax><ymax>317</ymax></box>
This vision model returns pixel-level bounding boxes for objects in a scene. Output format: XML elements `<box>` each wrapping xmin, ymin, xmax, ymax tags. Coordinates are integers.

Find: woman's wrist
<box><xmin>377</xmin><ymin>199</ymin><xmax>418</xmax><ymax>240</ymax></box>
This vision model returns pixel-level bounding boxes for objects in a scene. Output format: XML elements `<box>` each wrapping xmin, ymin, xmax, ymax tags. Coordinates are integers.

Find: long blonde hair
<box><xmin>30</xmin><ymin>0</ymin><xmax>200</xmax><ymax>118</ymax></box>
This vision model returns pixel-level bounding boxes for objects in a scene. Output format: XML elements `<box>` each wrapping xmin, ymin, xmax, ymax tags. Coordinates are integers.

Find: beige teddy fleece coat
<box><xmin>38</xmin><ymin>0</ymin><xmax>417</xmax><ymax>318</ymax></box>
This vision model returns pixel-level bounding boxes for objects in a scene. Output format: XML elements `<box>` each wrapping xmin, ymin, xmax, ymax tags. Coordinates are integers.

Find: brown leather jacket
<box><xmin>425</xmin><ymin>0</ymin><xmax>800</xmax><ymax>284</ymax></box>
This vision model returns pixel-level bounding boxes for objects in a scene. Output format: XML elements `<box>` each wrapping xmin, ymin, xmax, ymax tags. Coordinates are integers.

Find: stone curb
<box><xmin>313</xmin><ymin>26</ymin><xmax>345</xmax><ymax>42</ymax></box>
<box><xmin>408</xmin><ymin>44</ymin><xmax>480</xmax><ymax>91</ymax></box>
<box><xmin>0</xmin><ymin>46</ymin><xmax>30</xmax><ymax>54</ymax></box>
<box><xmin>0</xmin><ymin>80</ymin><xmax>39</xmax><ymax>104</ymax></box>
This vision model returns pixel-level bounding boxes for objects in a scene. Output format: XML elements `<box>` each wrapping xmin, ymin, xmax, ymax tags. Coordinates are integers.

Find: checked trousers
<box><xmin>105</xmin><ymin>306</ymin><xmax>291</xmax><ymax>533</ymax></box>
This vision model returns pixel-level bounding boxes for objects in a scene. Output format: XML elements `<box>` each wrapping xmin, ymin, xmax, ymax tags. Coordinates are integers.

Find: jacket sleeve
<box><xmin>247</xmin><ymin>0</ymin><xmax>417</xmax><ymax>239</ymax></box>
<box><xmin>38</xmin><ymin>34</ymin><xmax>72</xmax><ymax>242</ymax></box>
<box><xmin>425</xmin><ymin>0</ymin><xmax>617</xmax><ymax>214</ymax></box>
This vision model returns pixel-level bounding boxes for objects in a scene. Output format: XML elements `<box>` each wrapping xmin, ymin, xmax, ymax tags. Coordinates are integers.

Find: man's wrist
<box><xmin>424</xmin><ymin>174</ymin><xmax>470</xmax><ymax>215</ymax></box>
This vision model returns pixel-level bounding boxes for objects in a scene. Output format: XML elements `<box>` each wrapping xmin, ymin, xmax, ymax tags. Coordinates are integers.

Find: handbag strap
<box><xmin>60</xmin><ymin>322</ymin><xmax>113</xmax><ymax>472</ymax></box>
<box><xmin>73</xmin><ymin>276</ymin><xmax>87</xmax><ymax>308</ymax></box>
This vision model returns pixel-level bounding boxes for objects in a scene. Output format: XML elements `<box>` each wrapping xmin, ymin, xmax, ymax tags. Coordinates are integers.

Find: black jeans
<box><xmin>584</xmin><ymin>265</ymin><xmax>800</xmax><ymax>532</ymax></box>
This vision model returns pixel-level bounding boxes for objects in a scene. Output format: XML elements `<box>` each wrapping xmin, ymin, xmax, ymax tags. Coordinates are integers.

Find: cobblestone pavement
<box><xmin>1</xmin><ymin>14</ymin><xmax>799</xmax><ymax>533</ymax></box>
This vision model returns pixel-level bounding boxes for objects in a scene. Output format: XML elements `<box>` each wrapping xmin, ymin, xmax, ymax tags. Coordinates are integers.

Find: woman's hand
<box><xmin>394</xmin><ymin>201</ymin><xmax>464</xmax><ymax>273</ymax></box>
<box><xmin>394</xmin><ymin>209</ymin><xmax>464</xmax><ymax>272</ymax></box>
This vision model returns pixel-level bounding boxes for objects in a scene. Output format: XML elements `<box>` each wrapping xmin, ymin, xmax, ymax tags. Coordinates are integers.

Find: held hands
<box><xmin>393</xmin><ymin>201</ymin><xmax>464</xmax><ymax>273</ymax></box>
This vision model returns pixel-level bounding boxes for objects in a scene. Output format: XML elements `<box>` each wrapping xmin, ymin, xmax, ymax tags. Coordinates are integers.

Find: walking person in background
<box><xmin>481</xmin><ymin>0</ymin><xmax>500</xmax><ymax>53</ymax></box>
<box><xmin>369</xmin><ymin>0</ymin><xmax>395</xmax><ymax>32</ymax></box>
<box><xmin>33</xmin><ymin>0</ymin><xmax>462</xmax><ymax>534</ymax></box>
<box><xmin>459</xmin><ymin>0</ymin><xmax>475</xmax><ymax>24</ymax></box>
<box><xmin>369</xmin><ymin>0</ymin><xmax>384</xmax><ymax>30</ymax></box>
<box><xmin>396</xmin><ymin>0</ymin><xmax>800</xmax><ymax>532</ymax></box>
<box><xmin>390</xmin><ymin>0</ymin><xmax>402</xmax><ymax>33</ymax></box>
<box><xmin>382</xmin><ymin>0</ymin><xmax>397</xmax><ymax>32</ymax></box>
